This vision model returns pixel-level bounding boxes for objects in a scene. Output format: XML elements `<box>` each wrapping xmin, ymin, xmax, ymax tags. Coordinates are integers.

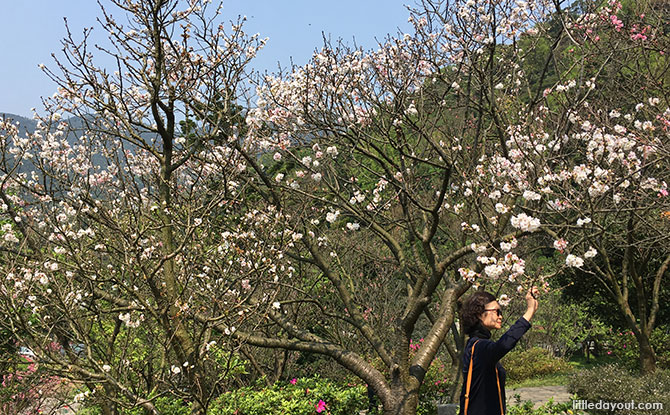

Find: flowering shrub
<box><xmin>603</xmin><ymin>325</ymin><xmax>670</xmax><ymax>370</ymax></box>
<box><xmin>604</xmin><ymin>329</ymin><xmax>640</xmax><ymax>367</ymax></box>
<box><xmin>208</xmin><ymin>376</ymin><xmax>366</xmax><ymax>415</ymax></box>
<box><xmin>417</xmin><ymin>358</ymin><xmax>455</xmax><ymax>415</ymax></box>
<box><xmin>409</xmin><ymin>338</ymin><xmax>455</xmax><ymax>402</ymax></box>
<box><xmin>0</xmin><ymin>362</ymin><xmax>62</xmax><ymax>415</ymax></box>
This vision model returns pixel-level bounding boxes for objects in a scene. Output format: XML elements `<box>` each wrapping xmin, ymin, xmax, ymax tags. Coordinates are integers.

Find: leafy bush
<box><xmin>405</xmin><ymin>338</ymin><xmax>456</xmax><ymax>414</ymax></box>
<box><xmin>416</xmin><ymin>346</ymin><xmax>454</xmax><ymax>401</ymax></box>
<box><xmin>507</xmin><ymin>398</ymin><xmax>588</xmax><ymax>415</ymax></box>
<box><xmin>208</xmin><ymin>376</ymin><xmax>367</xmax><ymax>415</ymax></box>
<box><xmin>77</xmin><ymin>396</ymin><xmax>191</xmax><ymax>415</ymax></box>
<box><xmin>513</xmin><ymin>291</ymin><xmax>609</xmax><ymax>359</ymax></box>
<box><xmin>603</xmin><ymin>325</ymin><xmax>670</xmax><ymax>370</ymax></box>
<box><xmin>568</xmin><ymin>364</ymin><xmax>670</xmax><ymax>415</ymax></box>
<box><xmin>502</xmin><ymin>347</ymin><xmax>571</xmax><ymax>383</ymax></box>
<box><xmin>653</xmin><ymin>326</ymin><xmax>670</xmax><ymax>369</ymax></box>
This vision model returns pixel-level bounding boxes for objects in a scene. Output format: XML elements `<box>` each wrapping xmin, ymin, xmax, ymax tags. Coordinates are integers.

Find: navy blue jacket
<box><xmin>458</xmin><ymin>317</ymin><xmax>531</xmax><ymax>415</ymax></box>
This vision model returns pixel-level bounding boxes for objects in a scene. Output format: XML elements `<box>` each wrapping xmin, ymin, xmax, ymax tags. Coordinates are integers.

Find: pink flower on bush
<box><xmin>315</xmin><ymin>399</ymin><xmax>327</xmax><ymax>413</ymax></box>
<box><xmin>290</xmin><ymin>378</ymin><xmax>297</xmax><ymax>385</ymax></box>
<box><xmin>610</xmin><ymin>15</ymin><xmax>623</xmax><ymax>31</ymax></box>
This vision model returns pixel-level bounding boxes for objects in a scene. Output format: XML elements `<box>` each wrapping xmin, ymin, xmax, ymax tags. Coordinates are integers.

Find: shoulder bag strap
<box><xmin>463</xmin><ymin>339</ymin><xmax>480</xmax><ymax>415</ymax></box>
<box><xmin>495</xmin><ymin>366</ymin><xmax>504</xmax><ymax>414</ymax></box>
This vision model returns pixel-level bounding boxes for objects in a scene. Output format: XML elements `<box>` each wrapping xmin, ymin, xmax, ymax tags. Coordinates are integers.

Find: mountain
<box><xmin>1</xmin><ymin>113</ymin><xmax>93</xmax><ymax>135</ymax></box>
<box><xmin>0</xmin><ymin>113</ymin><xmax>112</xmax><ymax>170</ymax></box>
<box><xmin>1</xmin><ymin>113</ymin><xmax>38</xmax><ymax>133</ymax></box>
<box><xmin>1</xmin><ymin>112</ymin><xmax>157</xmax><ymax>141</ymax></box>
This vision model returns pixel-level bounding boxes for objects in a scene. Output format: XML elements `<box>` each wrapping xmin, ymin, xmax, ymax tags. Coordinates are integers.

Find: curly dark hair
<box><xmin>460</xmin><ymin>291</ymin><xmax>497</xmax><ymax>335</ymax></box>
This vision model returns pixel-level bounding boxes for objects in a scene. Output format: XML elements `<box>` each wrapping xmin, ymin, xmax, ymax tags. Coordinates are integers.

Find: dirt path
<box><xmin>506</xmin><ymin>385</ymin><xmax>573</xmax><ymax>408</ymax></box>
<box><xmin>429</xmin><ymin>385</ymin><xmax>575</xmax><ymax>415</ymax></box>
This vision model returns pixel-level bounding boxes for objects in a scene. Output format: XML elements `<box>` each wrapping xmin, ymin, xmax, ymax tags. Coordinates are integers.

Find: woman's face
<box><xmin>479</xmin><ymin>300</ymin><xmax>502</xmax><ymax>331</ymax></box>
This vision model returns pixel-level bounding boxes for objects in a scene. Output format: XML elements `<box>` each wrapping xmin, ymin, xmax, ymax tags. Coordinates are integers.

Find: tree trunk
<box><xmin>100</xmin><ymin>400</ymin><xmax>118</xmax><ymax>415</ymax></box>
<box><xmin>618</xmin><ymin>299</ymin><xmax>657</xmax><ymax>374</ymax></box>
<box><xmin>382</xmin><ymin>384</ymin><xmax>420</xmax><ymax>415</ymax></box>
<box><xmin>619</xmin><ymin>306</ymin><xmax>657</xmax><ymax>374</ymax></box>
<box><xmin>637</xmin><ymin>333</ymin><xmax>657</xmax><ymax>374</ymax></box>
<box><xmin>190</xmin><ymin>401</ymin><xmax>206</xmax><ymax>415</ymax></box>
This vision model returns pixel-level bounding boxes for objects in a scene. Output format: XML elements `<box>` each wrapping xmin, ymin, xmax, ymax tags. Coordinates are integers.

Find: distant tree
<box><xmin>0</xmin><ymin>1</ymin><xmax>276</xmax><ymax>414</ymax></box>
<box><xmin>507</xmin><ymin>0</ymin><xmax>670</xmax><ymax>374</ymax></box>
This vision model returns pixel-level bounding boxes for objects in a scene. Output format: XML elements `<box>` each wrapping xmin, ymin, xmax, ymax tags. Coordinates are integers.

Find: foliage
<box><xmin>507</xmin><ymin>289</ymin><xmax>610</xmax><ymax>358</ymax></box>
<box><xmin>77</xmin><ymin>396</ymin><xmax>192</xmax><ymax>415</ymax></box>
<box><xmin>0</xmin><ymin>361</ymin><xmax>64</xmax><ymax>415</ymax></box>
<box><xmin>0</xmin><ymin>328</ymin><xmax>16</xmax><ymax>374</ymax></box>
<box><xmin>208</xmin><ymin>376</ymin><xmax>367</xmax><ymax>415</ymax></box>
<box><xmin>568</xmin><ymin>364</ymin><xmax>670</xmax><ymax>415</ymax></box>
<box><xmin>507</xmin><ymin>398</ymin><xmax>587</xmax><ymax>415</ymax></box>
<box><xmin>602</xmin><ymin>325</ymin><xmax>670</xmax><ymax>370</ymax></box>
<box><xmin>502</xmin><ymin>347</ymin><xmax>571</xmax><ymax>383</ymax></box>
<box><xmin>412</xmin><ymin>342</ymin><xmax>455</xmax><ymax>415</ymax></box>
<box><xmin>652</xmin><ymin>326</ymin><xmax>670</xmax><ymax>369</ymax></box>
<box><xmin>419</xmin><ymin>354</ymin><xmax>455</xmax><ymax>402</ymax></box>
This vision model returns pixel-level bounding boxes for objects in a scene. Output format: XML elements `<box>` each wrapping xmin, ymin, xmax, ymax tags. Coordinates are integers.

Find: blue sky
<box><xmin>0</xmin><ymin>0</ymin><xmax>412</xmax><ymax>116</ymax></box>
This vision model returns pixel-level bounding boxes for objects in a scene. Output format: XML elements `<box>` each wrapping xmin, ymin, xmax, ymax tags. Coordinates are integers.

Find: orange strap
<box><xmin>463</xmin><ymin>340</ymin><xmax>479</xmax><ymax>415</ymax></box>
<box><xmin>495</xmin><ymin>366</ymin><xmax>504</xmax><ymax>415</ymax></box>
<box><xmin>464</xmin><ymin>340</ymin><xmax>505</xmax><ymax>415</ymax></box>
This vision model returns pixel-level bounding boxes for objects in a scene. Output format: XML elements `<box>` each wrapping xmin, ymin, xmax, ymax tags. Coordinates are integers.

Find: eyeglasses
<box><xmin>484</xmin><ymin>308</ymin><xmax>503</xmax><ymax>317</ymax></box>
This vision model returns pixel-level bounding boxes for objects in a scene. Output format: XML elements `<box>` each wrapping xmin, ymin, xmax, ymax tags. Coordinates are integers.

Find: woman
<box><xmin>458</xmin><ymin>287</ymin><xmax>539</xmax><ymax>415</ymax></box>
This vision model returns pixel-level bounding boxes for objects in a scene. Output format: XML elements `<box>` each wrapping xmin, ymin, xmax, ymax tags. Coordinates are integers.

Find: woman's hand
<box><xmin>523</xmin><ymin>286</ymin><xmax>539</xmax><ymax>322</ymax></box>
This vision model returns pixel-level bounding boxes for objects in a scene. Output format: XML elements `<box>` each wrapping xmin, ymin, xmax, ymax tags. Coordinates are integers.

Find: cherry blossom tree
<box><xmin>0</xmin><ymin>1</ymin><xmax>282</xmax><ymax>414</ymax></box>
<box><xmin>503</xmin><ymin>0</ymin><xmax>670</xmax><ymax>373</ymax></box>
<box><xmin>235</xmin><ymin>0</ymin><xmax>567</xmax><ymax>414</ymax></box>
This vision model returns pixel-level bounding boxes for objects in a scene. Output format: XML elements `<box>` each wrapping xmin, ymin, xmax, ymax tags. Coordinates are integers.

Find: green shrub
<box><xmin>602</xmin><ymin>325</ymin><xmax>670</xmax><ymax>370</ymax></box>
<box><xmin>603</xmin><ymin>329</ymin><xmax>642</xmax><ymax>369</ymax></box>
<box><xmin>507</xmin><ymin>398</ymin><xmax>588</xmax><ymax>415</ymax></box>
<box><xmin>653</xmin><ymin>326</ymin><xmax>670</xmax><ymax>369</ymax></box>
<box><xmin>419</xmin><ymin>354</ymin><xmax>454</xmax><ymax>401</ymax></box>
<box><xmin>568</xmin><ymin>364</ymin><xmax>670</xmax><ymax>415</ymax></box>
<box><xmin>208</xmin><ymin>376</ymin><xmax>367</xmax><ymax>415</ymax></box>
<box><xmin>502</xmin><ymin>347</ymin><xmax>571</xmax><ymax>383</ymax></box>
<box><xmin>77</xmin><ymin>396</ymin><xmax>191</xmax><ymax>415</ymax></box>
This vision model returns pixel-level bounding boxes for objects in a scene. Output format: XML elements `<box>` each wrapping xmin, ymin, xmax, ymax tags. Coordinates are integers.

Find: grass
<box><xmin>566</xmin><ymin>354</ymin><xmax>620</xmax><ymax>370</ymax></box>
<box><xmin>507</xmin><ymin>354</ymin><xmax>621</xmax><ymax>389</ymax></box>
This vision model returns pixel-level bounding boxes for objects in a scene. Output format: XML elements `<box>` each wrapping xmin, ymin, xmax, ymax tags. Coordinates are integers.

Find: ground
<box><xmin>506</xmin><ymin>385</ymin><xmax>573</xmax><ymax>408</ymax></box>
